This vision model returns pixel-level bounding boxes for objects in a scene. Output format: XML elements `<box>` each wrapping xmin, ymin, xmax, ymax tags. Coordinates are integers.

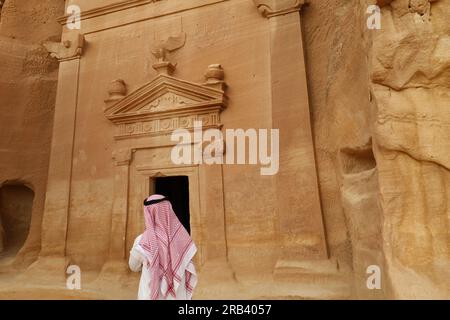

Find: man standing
<box><xmin>128</xmin><ymin>194</ymin><xmax>198</xmax><ymax>300</ymax></box>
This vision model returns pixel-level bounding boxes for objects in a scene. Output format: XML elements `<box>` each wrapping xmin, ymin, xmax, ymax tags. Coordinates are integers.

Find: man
<box><xmin>129</xmin><ymin>194</ymin><xmax>197</xmax><ymax>300</ymax></box>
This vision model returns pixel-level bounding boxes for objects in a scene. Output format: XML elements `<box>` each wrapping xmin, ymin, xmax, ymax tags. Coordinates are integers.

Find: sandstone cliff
<box><xmin>0</xmin><ymin>0</ymin><xmax>63</xmax><ymax>267</ymax></box>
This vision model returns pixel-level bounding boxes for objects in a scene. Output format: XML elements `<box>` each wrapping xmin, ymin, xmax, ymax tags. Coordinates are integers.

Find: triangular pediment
<box><xmin>104</xmin><ymin>74</ymin><xmax>227</xmax><ymax>124</ymax></box>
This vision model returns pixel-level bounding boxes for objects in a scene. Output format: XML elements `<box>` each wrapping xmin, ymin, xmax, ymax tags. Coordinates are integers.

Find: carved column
<box><xmin>254</xmin><ymin>0</ymin><xmax>328</xmax><ymax>268</ymax></box>
<box><xmin>109</xmin><ymin>149</ymin><xmax>132</xmax><ymax>260</ymax></box>
<box><xmin>40</xmin><ymin>31</ymin><xmax>85</xmax><ymax>256</ymax></box>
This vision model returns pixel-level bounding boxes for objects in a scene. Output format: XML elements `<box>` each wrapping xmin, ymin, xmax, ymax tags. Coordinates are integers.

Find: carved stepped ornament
<box><xmin>104</xmin><ymin>64</ymin><xmax>227</xmax><ymax>139</ymax></box>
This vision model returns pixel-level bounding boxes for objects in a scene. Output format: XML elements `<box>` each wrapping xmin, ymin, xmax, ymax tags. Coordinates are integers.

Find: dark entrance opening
<box><xmin>0</xmin><ymin>184</ymin><xmax>34</xmax><ymax>258</ymax></box>
<box><xmin>154</xmin><ymin>176</ymin><xmax>190</xmax><ymax>234</ymax></box>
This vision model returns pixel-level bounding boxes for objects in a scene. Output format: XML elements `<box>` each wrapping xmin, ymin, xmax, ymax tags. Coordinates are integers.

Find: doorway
<box><xmin>153</xmin><ymin>176</ymin><xmax>190</xmax><ymax>234</ymax></box>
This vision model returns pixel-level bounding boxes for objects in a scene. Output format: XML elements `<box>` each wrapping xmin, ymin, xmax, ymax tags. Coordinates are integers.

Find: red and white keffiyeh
<box><xmin>140</xmin><ymin>194</ymin><xmax>197</xmax><ymax>300</ymax></box>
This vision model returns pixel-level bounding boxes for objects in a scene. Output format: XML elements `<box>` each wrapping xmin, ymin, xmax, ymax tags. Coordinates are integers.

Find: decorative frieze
<box><xmin>114</xmin><ymin>113</ymin><xmax>221</xmax><ymax>139</ymax></box>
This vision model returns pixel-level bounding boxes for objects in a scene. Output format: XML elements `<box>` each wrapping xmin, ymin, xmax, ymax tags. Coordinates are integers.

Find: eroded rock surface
<box><xmin>370</xmin><ymin>0</ymin><xmax>450</xmax><ymax>298</ymax></box>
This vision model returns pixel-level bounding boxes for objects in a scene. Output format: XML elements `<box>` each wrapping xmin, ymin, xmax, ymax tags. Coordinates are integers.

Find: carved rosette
<box><xmin>253</xmin><ymin>0</ymin><xmax>307</xmax><ymax>18</ymax></box>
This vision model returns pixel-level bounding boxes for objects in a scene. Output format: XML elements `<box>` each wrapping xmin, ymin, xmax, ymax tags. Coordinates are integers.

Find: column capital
<box><xmin>112</xmin><ymin>148</ymin><xmax>133</xmax><ymax>166</ymax></box>
<box><xmin>253</xmin><ymin>0</ymin><xmax>307</xmax><ymax>18</ymax></box>
<box><xmin>44</xmin><ymin>32</ymin><xmax>85</xmax><ymax>62</ymax></box>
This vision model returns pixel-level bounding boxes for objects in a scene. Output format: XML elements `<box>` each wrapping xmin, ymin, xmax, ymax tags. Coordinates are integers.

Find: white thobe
<box><xmin>128</xmin><ymin>234</ymin><xmax>189</xmax><ymax>300</ymax></box>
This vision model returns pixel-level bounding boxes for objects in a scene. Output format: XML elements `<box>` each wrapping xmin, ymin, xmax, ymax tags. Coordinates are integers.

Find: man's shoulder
<box><xmin>133</xmin><ymin>234</ymin><xmax>143</xmax><ymax>246</ymax></box>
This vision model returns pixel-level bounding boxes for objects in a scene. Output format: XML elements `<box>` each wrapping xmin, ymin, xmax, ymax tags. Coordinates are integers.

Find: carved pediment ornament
<box><xmin>151</xmin><ymin>172</ymin><xmax>167</xmax><ymax>178</ymax></box>
<box><xmin>104</xmin><ymin>65</ymin><xmax>227</xmax><ymax>139</ymax></box>
<box><xmin>253</xmin><ymin>0</ymin><xmax>307</xmax><ymax>18</ymax></box>
<box><xmin>105</xmin><ymin>79</ymin><xmax>128</xmax><ymax>105</ymax></box>
<box><xmin>44</xmin><ymin>32</ymin><xmax>85</xmax><ymax>62</ymax></box>
<box><xmin>151</xmin><ymin>32</ymin><xmax>186</xmax><ymax>76</ymax></box>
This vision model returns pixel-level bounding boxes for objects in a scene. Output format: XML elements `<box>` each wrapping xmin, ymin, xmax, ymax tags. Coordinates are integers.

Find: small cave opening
<box><xmin>0</xmin><ymin>184</ymin><xmax>34</xmax><ymax>259</ymax></box>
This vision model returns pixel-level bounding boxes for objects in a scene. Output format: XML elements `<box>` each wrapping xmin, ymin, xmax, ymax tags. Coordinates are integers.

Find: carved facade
<box><xmin>24</xmin><ymin>0</ymin><xmax>333</xmax><ymax>298</ymax></box>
